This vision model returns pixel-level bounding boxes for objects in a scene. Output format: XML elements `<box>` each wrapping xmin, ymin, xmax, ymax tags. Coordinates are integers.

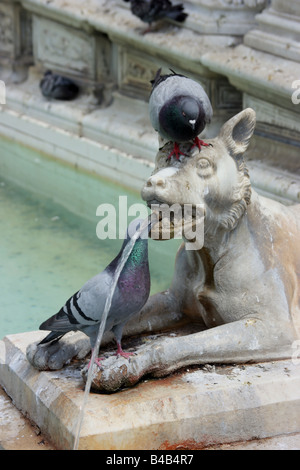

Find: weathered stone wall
<box><xmin>0</xmin><ymin>0</ymin><xmax>299</xmax><ymax>201</ymax></box>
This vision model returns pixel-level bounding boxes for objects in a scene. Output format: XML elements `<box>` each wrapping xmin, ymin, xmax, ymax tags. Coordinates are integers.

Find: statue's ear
<box><xmin>219</xmin><ymin>108</ymin><xmax>256</xmax><ymax>160</ymax></box>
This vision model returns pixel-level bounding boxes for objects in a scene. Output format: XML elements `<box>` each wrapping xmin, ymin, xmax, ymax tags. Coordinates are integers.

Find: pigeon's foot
<box><xmin>116</xmin><ymin>343</ymin><xmax>134</xmax><ymax>359</ymax></box>
<box><xmin>141</xmin><ymin>21</ymin><xmax>163</xmax><ymax>35</ymax></box>
<box><xmin>88</xmin><ymin>355</ymin><xmax>104</xmax><ymax>369</ymax></box>
<box><xmin>167</xmin><ymin>142</ymin><xmax>186</xmax><ymax>160</ymax></box>
<box><xmin>141</xmin><ymin>26</ymin><xmax>153</xmax><ymax>35</ymax></box>
<box><xmin>191</xmin><ymin>137</ymin><xmax>212</xmax><ymax>151</ymax></box>
<box><xmin>117</xmin><ymin>351</ymin><xmax>134</xmax><ymax>359</ymax></box>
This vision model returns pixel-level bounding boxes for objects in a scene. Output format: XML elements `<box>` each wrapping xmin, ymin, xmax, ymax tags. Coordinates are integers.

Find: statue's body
<box><xmin>27</xmin><ymin>109</ymin><xmax>300</xmax><ymax>392</ymax></box>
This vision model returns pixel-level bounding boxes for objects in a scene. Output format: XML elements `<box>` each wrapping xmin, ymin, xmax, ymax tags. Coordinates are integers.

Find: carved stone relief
<box><xmin>32</xmin><ymin>16</ymin><xmax>97</xmax><ymax>78</ymax></box>
<box><xmin>117</xmin><ymin>47</ymin><xmax>160</xmax><ymax>100</ymax></box>
<box><xmin>213</xmin><ymin>79</ymin><xmax>243</xmax><ymax>110</ymax></box>
<box><xmin>0</xmin><ymin>3</ymin><xmax>16</xmax><ymax>57</ymax></box>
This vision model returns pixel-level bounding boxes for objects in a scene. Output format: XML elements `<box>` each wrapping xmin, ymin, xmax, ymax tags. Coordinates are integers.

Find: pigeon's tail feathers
<box><xmin>38</xmin><ymin>298</ymin><xmax>80</xmax><ymax>346</ymax></box>
<box><xmin>38</xmin><ymin>308</ymin><xmax>75</xmax><ymax>345</ymax></box>
<box><xmin>38</xmin><ymin>331</ymin><xmax>65</xmax><ymax>345</ymax></box>
<box><xmin>171</xmin><ymin>11</ymin><xmax>188</xmax><ymax>22</ymax></box>
<box><xmin>166</xmin><ymin>5</ymin><xmax>188</xmax><ymax>22</ymax></box>
<box><xmin>150</xmin><ymin>68</ymin><xmax>162</xmax><ymax>88</ymax></box>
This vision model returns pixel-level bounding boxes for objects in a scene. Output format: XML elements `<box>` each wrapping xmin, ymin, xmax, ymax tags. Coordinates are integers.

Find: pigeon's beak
<box><xmin>189</xmin><ymin>119</ymin><xmax>196</xmax><ymax>129</ymax></box>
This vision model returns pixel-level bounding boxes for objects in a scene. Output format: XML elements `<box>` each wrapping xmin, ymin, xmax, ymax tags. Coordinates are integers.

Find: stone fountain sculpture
<box><xmin>27</xmin><ymin>108</ymin><xmax>300</xmax><ymax>392</ymax></box>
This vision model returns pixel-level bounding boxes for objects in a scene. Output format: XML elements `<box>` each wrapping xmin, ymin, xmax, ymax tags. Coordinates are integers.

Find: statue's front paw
<box><xmin>82</xmin><ymin>341</ymin><xmax>162</xmax><ymax>392</ymax></box>
<box><xmin>26</xmin><ymin>332</ymin><xmax>91</xmax><ymax>370</ymax></box>
<box><xmin>81</xmin><ymin>354</ymin><xmax>143</xmax><ymax>393</ymax></box>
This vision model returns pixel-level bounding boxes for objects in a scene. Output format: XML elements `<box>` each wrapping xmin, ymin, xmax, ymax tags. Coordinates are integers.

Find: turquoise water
<box><xmin>0</xmin><ymin>141</ymin><xmax>180</xmax><ymax>339</ymax></box>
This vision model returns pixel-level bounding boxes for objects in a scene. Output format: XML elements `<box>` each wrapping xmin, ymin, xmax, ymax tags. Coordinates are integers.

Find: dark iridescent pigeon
<box><xmin>149</xmin><ymin>69</ymin><xmax>213</xmax><ymax>160</ymax></box>
<box><xmin>38</xmin><ymin>218</ymin><xmax>150</xmax><ymax>366</ymax></box>
<box><xmin>123</xmin><ymin>0</ymin><xmax>187</xmax><ymax>31</ymax></box>
<box><xmin>40</xmin><ymin>70</ymin><xmax>79</xmax><ymax>101</ymax></box>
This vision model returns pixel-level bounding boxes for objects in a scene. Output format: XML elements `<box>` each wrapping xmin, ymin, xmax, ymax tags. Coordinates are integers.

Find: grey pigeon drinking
<box><xmin>123</xmin><ymin>0</ymin><xmax>187</xmax><ymax>32</ymax></box>
<box><xmin>38</xmin><ymin>218</ymin><xmax>151</xmax><ymax>366</ymax></box>
<box><xmin>149</xmin><ymin>69</ymin><xmax>213</xmax><ymax>160</ymax></box>
<box><xmin>40</xmin><ymin>70</ymin><xmax>79</xmax><ymax>101</ymax></box>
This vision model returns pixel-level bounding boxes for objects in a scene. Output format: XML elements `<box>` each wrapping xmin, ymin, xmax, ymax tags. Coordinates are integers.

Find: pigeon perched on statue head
<box><xmin>123</xmin><ymin>0</ymin><xmax>188</xmax><ymax>33</ymax></box>
<box><xmin>38</xmin><ymin>218</ymin><xmax>151</xmax><ymax>367</ymax></box>
<box><xmin>149</xmin><ymin>68</ymin><xmax>213</xmax><ymax>160</ymax></box>
<box><xmin>40</xmin><ymin>70</ymin><xmax>79</xmax><ymax>101</ymax></box>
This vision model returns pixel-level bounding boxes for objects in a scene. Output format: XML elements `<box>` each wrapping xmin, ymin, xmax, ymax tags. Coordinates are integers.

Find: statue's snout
<box><xmin>142</xmin><ymin>167</ymin><xmax>179</xmax><ymax>202</ymax></box>
<box><xmin>146</xmin><ymin>173</ymin><xmax>167</xmax><ymax>189</ymax></box>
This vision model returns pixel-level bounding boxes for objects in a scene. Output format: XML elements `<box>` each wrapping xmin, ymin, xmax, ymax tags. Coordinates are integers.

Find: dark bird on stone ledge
<box><xmin>40</xmin><ymin>70</ymin><xmax>79</xmax><ymax>101</ymax></box>
<box><xmin>149</xmin><ymin>68</ymin><xmax>213</xmax><ymax>160</ymax></box>
<box><xmin>123</xmin><ymin>0</ymin><xmax>188</xmax><ymax>32</ymax></box>
<box><xmin>38</xmin><ymin>218</ymin><xmax>151</xmax><ymax>368</ymax></box>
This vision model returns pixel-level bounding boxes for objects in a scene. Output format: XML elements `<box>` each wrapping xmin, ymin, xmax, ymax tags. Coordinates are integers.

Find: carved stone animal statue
<box><xmin>27</xmin><ymin>109</ymin><xmax>300</xmax><ymax>392</ymax></box>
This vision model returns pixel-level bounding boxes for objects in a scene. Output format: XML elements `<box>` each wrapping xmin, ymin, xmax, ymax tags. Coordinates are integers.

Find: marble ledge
<box><xmin>18</xmin><ymin>0</ymin><xmax>300</xmax><ymax>108</ymax></box>
<box><xmin>202</xmin><ymin>44</ymin><xmax>300</xmax><ymax>112</ymax></box>
<box><xmin>20</xmin><ymin>0</ymin><xmax>267</xmax><ymax>36</ymax></box>
<box><xmin>1</xmin><ymin>331</ymin><xmax>300</xmax><ymax>450</ymax></box>
<box><xmin>20</xmin><ymin>0</ymin><xmax>240</xmax><ymax>74</ymax></box>
<box><xmin>244</xmin><ymin>29</ymin><xmax>300</xmax><ymax>64</ymax></box>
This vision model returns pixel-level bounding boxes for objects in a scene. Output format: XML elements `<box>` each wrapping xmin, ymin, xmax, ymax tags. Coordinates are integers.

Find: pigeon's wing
<box><xmin>40</xmin><ymin>75</ymin><xmax>55</xmax><ymax>97</ymax></box>
<box><xmin>39</xmin><ymin>271</ymin><xmax>111</xmax><ymax>336</ymax></box>
<box><xmin>149</xmin><ymin>81</ymin><xmax>168</xmax><ymax>132</ymax></box>
<box><xmin>39</xmin><ymin>304</ymin><xmax>76</xmax><ymax>333</ymax></box>
<box><xmin>149</xmin><ymin>0</ymin><xmax>166</xmax><ymax>17</ymax></box>
<box><xmin>185</xmin><ymin>78</ymin><xmax>213</xmax><ymax>123</ymax></box>
<box><xmin>151</xmin><ymin>0</ymin><xmax>184</xmax><ymax>21</ymax></box>
<box><xmin>130</xmin><ymin>0</ymin><xmax>153</xmax><ymax>22</ymax></box>
<box><xmin>73</xmin><ymin>270</ymin><xmax>112</xmax><ymax>325</ymax></box>
<box><xmin>53</xmin><ymin>75</ymin><xmax>71</xmax><ymax>87</ymax></box>
<box><xmin>40</xmin><ymin>74</ymin><xmax>78</xmax><ymax>100</ymax></box>
<box><xmin>38</xmin><ymin>292</ymin><xmax>81</xmax><ymax>344</ymax></box>
<box><xmin>149</xmin><ymin>73</ymin><xmax>185</xmax><ymax>130</ymax></box>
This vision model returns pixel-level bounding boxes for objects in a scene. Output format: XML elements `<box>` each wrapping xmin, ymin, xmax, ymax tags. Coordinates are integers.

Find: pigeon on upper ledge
<box><xmin>40</xmin><ymin>70</ymin><xmax>79</xmax><ymax>101</ymax></box>
<box><xmin>123</xmin><ymin>0</ymin><xmax>188</xmax><ymax>33</ymax></box>
<box><xmin>38</xmin><ymin>218</ymin><xmax>151</xmax><ymax>368</ymax></box>
<box><xmin>149</xmin><ymin>69</ymin><xmax>213</xmax><ymax>160</ymax></box>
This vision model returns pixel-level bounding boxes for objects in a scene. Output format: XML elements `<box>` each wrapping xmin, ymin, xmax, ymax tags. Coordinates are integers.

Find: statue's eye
<box><xmin>197</xmin><ymin>158</ymin><xmax>210</xmax><ymax>169</ymax></box>
<box><xmin>196</xmin><ymin>158</ymin><xmax>213</xmax><ymax>177</ymax></box>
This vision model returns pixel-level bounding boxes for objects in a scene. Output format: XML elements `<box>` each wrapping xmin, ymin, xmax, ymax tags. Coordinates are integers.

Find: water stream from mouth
<box><xmin>72</xmin><ymin>214</ymin><xmax>157</xmax><ymax>450</ymax></box>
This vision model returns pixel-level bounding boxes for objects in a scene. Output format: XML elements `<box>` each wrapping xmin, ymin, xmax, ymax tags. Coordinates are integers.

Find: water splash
<box><xmin>72</xmin><ymin>214</ymin><xmax>156</xmax><ymax>450</ymax></box>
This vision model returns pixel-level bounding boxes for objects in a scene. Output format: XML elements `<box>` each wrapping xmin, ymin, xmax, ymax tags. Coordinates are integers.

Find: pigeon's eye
<box><xmin>182</xmin><ymin>111</ymin><xmax>186</xmax><ymax>117</ymax></box>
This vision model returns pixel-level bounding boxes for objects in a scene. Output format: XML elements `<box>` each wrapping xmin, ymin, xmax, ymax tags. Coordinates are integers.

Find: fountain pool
<box><xmin>0</xmin><ymin>137</ymin><xmax>180</xmax><ymax>339</ymax></box>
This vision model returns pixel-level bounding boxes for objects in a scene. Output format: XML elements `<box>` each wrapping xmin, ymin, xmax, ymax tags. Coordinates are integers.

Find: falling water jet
<box><xmin>72</xmin><ymin>213</ymin><xmax>158</xmax><ymax>450</ymax></box>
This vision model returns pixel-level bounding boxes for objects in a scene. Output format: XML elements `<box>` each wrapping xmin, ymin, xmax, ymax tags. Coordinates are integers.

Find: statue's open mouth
<box><xmin>146</xmin><ymin>199</ymin><xmax>205</xmax><ymax>243</ymax></box>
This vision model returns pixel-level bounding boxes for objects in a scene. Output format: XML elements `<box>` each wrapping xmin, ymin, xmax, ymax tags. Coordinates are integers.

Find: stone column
<box><xmin>185</xmin><ymin>0</ymin><xmax>268</xmax><ymax>36</ymax></box>
<box><xmin>244</xmin><ymin>0</ymin><xmax>300</xmax><ymax>62</ymax></box>
<box><xmin>0</xmin><ymin>0</ymin><xmax>33</xmax><ymax>82</ymax></box>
